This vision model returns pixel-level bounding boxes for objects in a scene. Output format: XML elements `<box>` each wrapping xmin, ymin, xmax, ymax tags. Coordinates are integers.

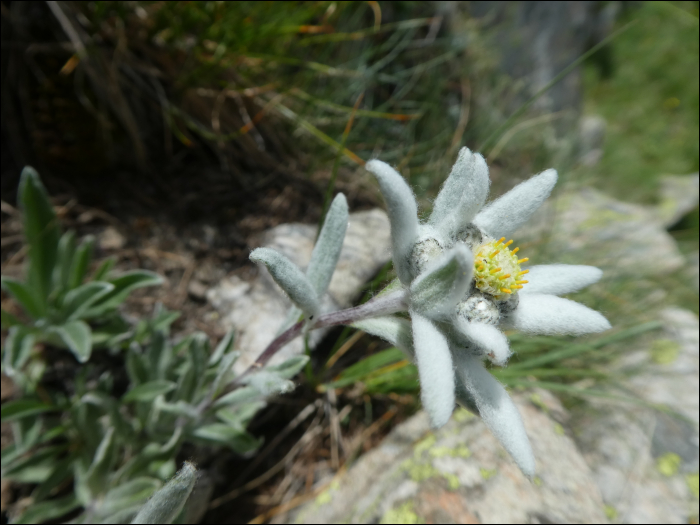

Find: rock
<box><xmin>517</xmin><ymin>187</ymin><xmax>686</xmax><ymax>277</ymax></box>
<box><xmin>578</xmin><ymin>115</ymin><xmax>607</xmax><ymax>167</ymax></box>
<box><xmin>207</xmin><ymin>209</ymin><xmax>391</xmax><ymax>375</ymax></box>
<box><xmin>98</xmin><ymin>226</ymin><xmax>126</xmax><ymax>250</ymax></box>
<box><xmin>656</xmin><ymin>173</ymin><xmax>699</xmax><ymax>228</ymax></box>
<box><xmin>291</xmin><ymin>389</ymin><xmax>607</xmax><ymax>524</ymax></box>
<box><xmin>572</xmin><ymin>308</ymin><xmax>699</xmax><ymax>524</ymax></box>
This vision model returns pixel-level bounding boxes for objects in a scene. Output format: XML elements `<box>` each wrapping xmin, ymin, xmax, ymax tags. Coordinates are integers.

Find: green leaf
<box><xmin>126</xmin><ymin>344</ymin><xmax>150</xmax><ymax>386</ymax></box>
<box><xmin>216</xmin><ymin>401</ymin><xmax>266</xmax><ymax>430</ymax></box>
<box><xmin>307</xmin><ymin>193</ymin><xmax>348</xmax><ymax>296</ymax></box>
<box><xmin>208</xmin><ymin>330</ymin><xmax>235</xmax><ymax>366</ymax></box>
<box><xmin>32</xmin><ymin>455</ymin><xmax>76</xmax><ymax>502</ymax></box>
<box><xmin>1</xmin><ymin>277</ymin><xmax>43</xmax><ymax>319</ymax></box>
<box><xmin>50</xmin><ymin>320</ymin><xmax>92</xmax><ymax>362</ymax></box>
<box><xmin>80</xmin><ymin>427</ymin><xmax>117</xmax><ymax>502</ymax></box>
<box><xmin>2</xmin><ymin>325</ymin><xmax>36</xmax><ymax>376</ymax></box>
<box><xmin>123</xmin><ymin>380</ymin><xmax>177</xmax><ymax>402</ymax></box>
<box><xmin>209</xmin><ymin>351</ymin><xmax>240</xmax><ymax>399</ymax></box>
<box><xmin>62</xmin><ymin>282</ymin><xmax>115</xmax><ymax>321</ymax></box>
<box><xmin>1</xmin><ymin>398</ymin><xmax>55</xmax><ymax>422</ymax></box>
<box><xmin>323</xmin><ymin>347</ymin><xmax>408</xmax><ymax>390</ymax></box>
<box><xmin>131</xmin><ymin>462</ymin><xmax>197</xmax><ymax>525</ymax></box>
<box><xmin>54</xmin><ymin>230</ymin><xmax>77</xmax><ymax>292</ymax></box>
<box><xmin>100</xmin><ymin>477</ymin><xmax>161</xmax><ymax>517</ymax></box>
<box><xmin>13</xmin><ymin>494</ymin><xmax>80</xmax><ymax>524</ymax></box>
<box><xmin>2</xmin><ymin>445</ymin><xmax>65</xmax><ymax>483</ymax></box>
<box><xmin>1</xmin><ymin>307</ymin><xmax>22</xmax><ymax>330</ymax></box>
<box><xmin>18</xmin><ymin>166</ymin><xmax>61</xmax><ymax>311</ymax></box>
<box><xmin>249</xmin><ymin>247</ymin><xmax>320</xmax><ymax>318</ymax></box>
<box><xmin>264</xmin><ymin>355</ymin><xmax>309</xmax><ymax>379</ymax></box>
<box><xmin>92</xmin><ymin>256</ymin><xmax>116</xmax><ymax>281</ymax></box>
<box><xmin>69</xmin><ymin>235</ymin><xmax>95</xmax><ymax>289</ymax></box>
<box><xmin>84</xmin><ymin>270</ymin><xmax>163</xmax><ymax>318</ymax></box>
<box><xmin>191</xmin><ymin>423</ymin><xmax>262</xmax><ymax>453</ymax></box>
<box><xmin>212</xmin><ymin>386</ymin><xmax>260</xmax><ymax>408</ymax></box>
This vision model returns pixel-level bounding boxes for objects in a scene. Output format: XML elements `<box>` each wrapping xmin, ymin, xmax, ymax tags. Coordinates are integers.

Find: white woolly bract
<box><xmin>409</xmin><ymin>244</ymin><xmax>472</xmax><ymax>320</ymax></box>
<box><xmin>352</xmin><ymin>316</ymin><xmax>414</xmax><ymax>357</ymax></box>
<box><xmin>454</xmin><ymin>318</ymin><xmax>512</xmax><ymax>366</ymax></box>
<box><xmin>454</xmin><ymin>353</ymin><xmax>535</xmax><ymax>478</ymax></box>
<box><xmin>249</xmin><ymin>247</ymin><xmax>319</xmax><ymax>318</ymax></box>
<box><xmin>365</xmin><ymin>160</ymin><xmax>418</xmax><ymax>285</ymax></box>
<box><xmin>428</xmin><ymin>147</ymin><xmax>490</xmax><ymax>241</ymax></box>
<box><xmin>519</xmin><ymin>264</ymin><xmax>602</xmax><ymax>296</ymax></box>
<box><xmin>307</xmin><ymin>193</ymin><xmax>348</xmax><ymax>296</ymax></box>
<box><xmin>411</xmin><ymin>312</ymin><xmax>455</xmax><ymax>428</ymax></box>
<box><xmin>508</xmin><ymin>294</ymin><xmax>611</xmax><ymax>335</ymax></box>
<box><xmin>473</xmin><ymin>169</ymin><xmax>557</xmax><ymax>239</ymax></box>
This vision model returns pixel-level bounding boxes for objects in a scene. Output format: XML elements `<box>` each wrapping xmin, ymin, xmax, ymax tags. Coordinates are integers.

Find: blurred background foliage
<box><xmin>1</xmin><ymin>1</ymin><xmax>698</xmax><ymax>523</ymax></box>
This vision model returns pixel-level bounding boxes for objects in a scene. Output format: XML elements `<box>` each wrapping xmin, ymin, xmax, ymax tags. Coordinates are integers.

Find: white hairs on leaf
<box><xmin>519</xmin><ymin>264</ymin><xmax>602</xmax><ymax>296</ymax></box>
<box><xmin>508</xmin><ymin>294</ymin><xmax>611</xmax><ymax>335</ymax></box>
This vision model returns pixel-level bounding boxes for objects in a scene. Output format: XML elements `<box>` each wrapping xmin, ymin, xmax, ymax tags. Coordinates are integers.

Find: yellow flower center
<box><xmin>473</xmin><ymin>237</ymin><xmax>529</xmax><ymax>300</ymax></box>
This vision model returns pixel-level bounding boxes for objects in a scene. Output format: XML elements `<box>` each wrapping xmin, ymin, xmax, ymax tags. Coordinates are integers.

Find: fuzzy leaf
<box><xmin>250</xmin><ymin>247</ymin><xmax>320</xmax><ymax>318</ymax></box>
<box><xmin>50</xmin><ymin>320</ymin><xmax>92</xmax><ymax>362</ymax></box>
<box><xmin>208</xmin><ymin>330</ymin><xmax>235</xmax><ymax>366</ymax></box>
<box><xmin>69</xmin><ymin>235</ymin><xmax>95</xmax><ymax>289</ymax></box>
<box><xmin>131</xmin><ymin>462</ymin><xmax>197</xmax><ymax>525</ymax></box>
<box><xmin>307</xmin><ymin>193</ymin><xmax>348</xmax><ymax>296</ymax></box>
<box><xmin>429</xmin><ymin>148</ymin><xmax>490</xmax><ymax>240</ymax></box>
<box><xmin>409</xmin><ymin>244</ymin><xmax>472</xmax><ymax>319</ymax></box>
<box><xmin>123</xmin><ymin>381</ymin><xmax>177</xmax><ymax>402</ymax></box>
<box><xmin>1</xmin><ymin>398</ymin><xmax>55</xmax><ymax>422</ymax></box>
<box><xmin>474</xmin><ymin>169</ymin><xmax>557</xmax><ymax>239</ymax></box>
<box><xmin>365</xmin><ymin>160</ymin><xmax>418</xmax><ymax>285</ymax></box>
<box><xmin>454</xmin><ymin>353</ymin><xmax>535</xmax><ymax>477</ymax></box>
<box><xmin>1</xmin><ymin>277</ymin><xmax>43</xmax><ymax>319</ymax></box>
<box><xmin>62</xmin><ymin>282</ymin><xmax>115</xmax><ymax>321</ymax></box>
<box><xmin>100</xmin><ymin>477</ymin><xmax>161</xmax><ymax>517</ymax></box>
<box><xmin>18</xmin><ymin>167</ymin><xmax>61</xmax><ymax>310</ymax></box>
<box><xmin>212</xmin><ymin>386</ymin><xmax>260</xmax><ymax>408</ymax></box>
<box><xmin>192</xmin><ymin>424</ymin><xmax>262</xmax><ymax>452</ymax></box>
<box><xmin>53</xmin><ymin>231</ymin><xmax>76</xmax><ymax>292</ymax></box>
<box><xmin>13</xmin><ymin>494</ymin><xmax>80</xmax><ymax>525</ymax></box>
<box><xmin>411</xmin><ymin>312</ymin><xmax>455</xmax><ymax>428</ymax></box>
<box><xmin>84</xmin><ymin>271</ymin><xmax>163</xmax><ymax>318</ymax></box>
<box><xmin>352</xmin><ymin>316</ymin><xmax>414</xmax><ymax>356</ymax></box>
<box><xmin>2</xmin><ymin>325</ymin><xmax>36</xmax><ymax>376</ymax></box>
<box><xmin>263</xmin><ymin>355</ymin><xmax>309</xmax><ymax>379</ymax></box>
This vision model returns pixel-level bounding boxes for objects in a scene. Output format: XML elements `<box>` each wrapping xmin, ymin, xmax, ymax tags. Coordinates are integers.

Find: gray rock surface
<box><xmin>291</xmin><ymin>390</ymin><xmax>608</xmax><ymax>524</ymax></box>
<box><xmin>572</xmin><ymin>308</ymin><xmax>699</xmax><ymax>524</ymax></box>
<box><xmin>517</xmin><ymin>186</ymin><xmax>688</xmax><ymax>277</ymax></box>
<box><xmin>207</xmin><ymin>209</ymin><xmax>391</xmax><ymax>375</ymax></box>
<box><xmin>656</xmin><ymin>173</ymin><xmax>700</xmax><ymax>228</ymax></box>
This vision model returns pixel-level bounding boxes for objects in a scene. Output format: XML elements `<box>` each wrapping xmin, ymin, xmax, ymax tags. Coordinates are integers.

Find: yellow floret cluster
<box><xmin>473</xmin><ymin>237</ymin><xmax>529</xmax><ymax>300</ymax></box>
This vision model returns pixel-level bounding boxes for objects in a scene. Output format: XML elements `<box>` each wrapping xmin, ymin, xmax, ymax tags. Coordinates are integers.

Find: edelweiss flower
<box><xmin>361</xmin><ymin>148</ymin><xmax>611</xmax><ymax>477</ymax></box>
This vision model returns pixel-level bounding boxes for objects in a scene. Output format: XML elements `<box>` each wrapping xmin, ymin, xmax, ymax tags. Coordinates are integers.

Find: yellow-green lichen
<box><xmin>480</xmin><ymin>467</ymin><xmax>497</xmax><ymax>480</ymax></box>
<box><xmin>314</xmin><ymin>479</ymin><xmax>340</xmax><ymax>506</ymax></box>
<box><xmin>444</xmin><ymin>473</ymin><xmax>460</xmax><ymax>490</ymax></box>
<box><xmin>533</xmin><ymin>476</ymin><xmax>543</xmax><ymax>487</ymax></box>
<box><xmin>553</xmin><ymin>422</ymin><xmax>565</xmax><ymax>436</ymax></box>
<box><xmin>529</xmin><ymin>393</ymin><xmax>549</xmax><ymax>413</ymax></box>
<box><xmin>657</xmin><ymin>452</ymin><xmax>681</xmax><ymax>477</ymax></box>
<box><xmin>429</xmin><ymin>444</ymin><xmax>471</xmax><ymax>459</ymax></box>
<box><xmin>380</xmin><ymin>502</ymin><xmax>425</xmax><ymax>524</ymax></box>
<box><xmin>453</xmin><ymin>407</ymin><xmax>475</xmax><ymax>422</ymax></box>
<box><xmin>650</xmin><ymin>339</ymin><xmax>680</xmax><ymax>365</ymax></box>
<box><xmin>413</xmin><ymin>434</ymin><xmax>436</xmax><ymax>459</ymax></box>
<box><xmin>604</xmin><ymin>504</ymin><xmax>618</xmax><ymax>520</ymax></box>
<box><xmin>686</xmin><ymin>472</ymin><xmax>699</xmax><ymax>499</ymax></box>
<box><xmin>402</xmin><ymin>459</ymin><xmax>438</xmax><ymax>482</ymax></box>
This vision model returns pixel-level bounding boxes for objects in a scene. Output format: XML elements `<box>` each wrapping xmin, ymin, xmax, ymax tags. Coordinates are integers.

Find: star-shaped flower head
<box><xmin>359</xmin><ymin>148</ymin><xmax>611</xmax><ymax>477</ymax></box>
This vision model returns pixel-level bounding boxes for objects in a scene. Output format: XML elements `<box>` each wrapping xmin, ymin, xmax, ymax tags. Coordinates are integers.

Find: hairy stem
<box><xmin>213</xmin><ymin>289</ymin><xmax>409</xmax><ymax>401</ymax></box>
